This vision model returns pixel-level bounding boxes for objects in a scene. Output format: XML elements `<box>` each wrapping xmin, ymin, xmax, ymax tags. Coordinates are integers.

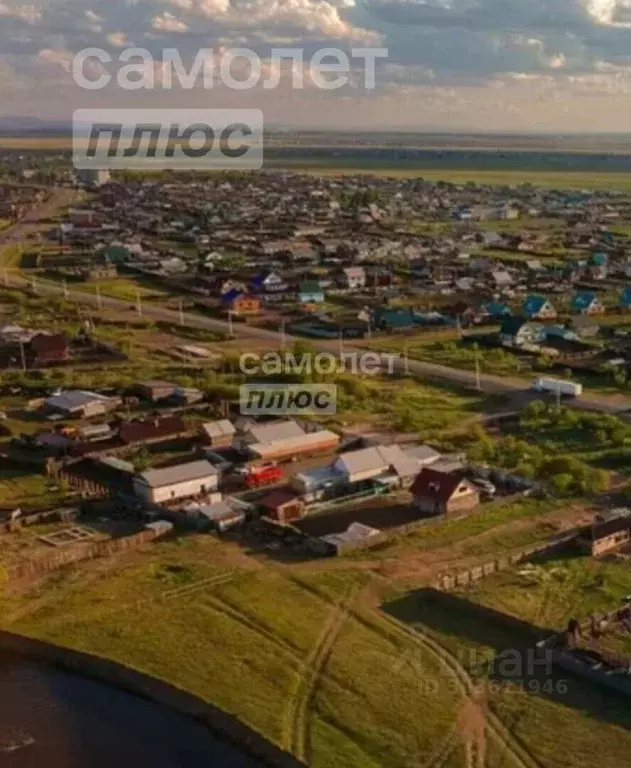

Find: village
<box><xmin>1</xmin><ymin>164</ymin><xmax>631</xmax><ymax>766</ymax></box>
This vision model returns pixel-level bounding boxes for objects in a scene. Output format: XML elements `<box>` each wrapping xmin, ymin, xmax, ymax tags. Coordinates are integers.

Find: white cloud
<box><xmin>151</xmin><ymin>11</ymin><xmax>189</xmax><ymax>32</ymax></box>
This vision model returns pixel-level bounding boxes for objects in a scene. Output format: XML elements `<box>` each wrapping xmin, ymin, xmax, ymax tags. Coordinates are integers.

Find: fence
<box><xmin>4</xmin><ymin>524</ymin><xmax>173</xmax><ymax>582</ymax></box>
<box><xmin>433</xmin><ymin>532</ymin><xmax>579</xmax><ymax>591</ymax></box>
<box><xmin>0</xmin><ymin>506</ymin><xmax>79</xmax><ymax>535</ymax></box>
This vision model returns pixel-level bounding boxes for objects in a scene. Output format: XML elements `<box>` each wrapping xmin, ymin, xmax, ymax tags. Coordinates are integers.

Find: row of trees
<box><xmin>467</xmin><ymin>426</ymin><xmax>609</xmax><ymax>497</ymax></box>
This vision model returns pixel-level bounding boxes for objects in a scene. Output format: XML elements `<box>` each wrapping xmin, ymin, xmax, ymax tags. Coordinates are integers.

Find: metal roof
<box><xmin>201</xmin><ymin>419</ymin><xmax>236</xmax><ymax>439</ymax></box>
<box><xmin>246</xmin><ymin>420</ymin><xmax>305</xmax><ymax>444</ymax></box>
<box><xmin>137</xmin><ymin>460</ymin><xmax>217</xmax><ymax>488</ymax></box>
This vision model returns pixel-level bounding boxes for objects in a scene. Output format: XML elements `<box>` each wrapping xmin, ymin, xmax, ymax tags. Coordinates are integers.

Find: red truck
<box><xmin>240</xmin><ymin>463</ymin><xmax>284</xmax><ymax>489</ymax></box>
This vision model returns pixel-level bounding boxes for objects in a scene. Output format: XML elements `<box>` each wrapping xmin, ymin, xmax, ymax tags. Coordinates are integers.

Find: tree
<box><xmin>550</xmin><ymin>473</ymin><xmax>574</xmax><ymax>495</ymax></box>
<box><xmin>133</xmin><ymin>446</ymin><xmax>151</xmax><ymax>472</ymax></box>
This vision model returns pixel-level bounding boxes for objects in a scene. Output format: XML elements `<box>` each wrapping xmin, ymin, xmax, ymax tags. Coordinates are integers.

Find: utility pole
<box><xmin>19</xmin><ymin>342</ymin><xmax>26</xmax><ymax>372</ymax></box>
<box><xmin>338</xmin><ymin>328</ymin><xmax>344</xmax><ymax>358</ymax></box>
<box><xmin>96</xmin><ymin>284</ymin><xmax>102</xmax><ymax>311</ymax></box>
<box><xmin>136</xmin><ymin>289</ymin><xmax>142</xmax><ymax>317</ymax></box>
<box><xmin>178</xmin><ymin>297</ymin><xmax>184</xmax><ymax>326</ymax></box>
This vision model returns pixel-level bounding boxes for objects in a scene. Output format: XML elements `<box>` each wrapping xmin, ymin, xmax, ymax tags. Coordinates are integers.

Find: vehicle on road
<box><xmin>531</xmin><ymin>377</ymin><xmax>583</xmax><ymax>398</ymax></box>
<box><xmin>236</xmin><ymin>462</ymin><xmax>284</xmax><ymax>489</ymax></box>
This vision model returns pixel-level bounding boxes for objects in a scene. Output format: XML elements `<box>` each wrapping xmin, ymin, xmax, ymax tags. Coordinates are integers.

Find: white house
<box><xmin>342</xmin><ymin>267</ymin><xmax>366</xmax><ymax>290</ymax></box>
<box><xmin>132</xmin><ymin>460</ymin><xmax>218</xmax><ymax>504</ymax></box>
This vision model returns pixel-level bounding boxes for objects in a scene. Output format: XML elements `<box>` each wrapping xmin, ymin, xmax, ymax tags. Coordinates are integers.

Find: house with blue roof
<box><xmin>373</xmin><ymin>308</ymin><xmax>422</xmax><ymax>331</ymax></box>
<box><xmin>620</xmin><ymin>286</ymin><xmax>631</xmax><ymax>310</ymax></box>
<box><xmin>544</xmin><ymin>325</ymin><xmax>580</xmax><ymax>343</ymax></box>
<box><xmin>571</xmin><ymin>290</ymin><xmax>604</xmax><ymax>316</ymax></box>
<box><xmin>523</xmin><ymin>295</ymin><xmax>557</xmax><ymax>320</ymax></box>
<box><xmin>480</xmin><ymin>301</ymin><xmax>511</xmax><ymax>320</ymax></box>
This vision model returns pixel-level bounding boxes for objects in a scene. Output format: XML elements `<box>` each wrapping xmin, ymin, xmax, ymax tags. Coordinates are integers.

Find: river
<box><xmin>0</xmin><ymin>653</ymin><xmax>257</xmax><ymax>766</ymax></box>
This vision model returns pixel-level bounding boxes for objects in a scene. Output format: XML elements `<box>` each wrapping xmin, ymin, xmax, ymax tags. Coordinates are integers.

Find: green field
<box><xmin>5</xmin><ymin>532</ymin><xmax>631</xmax><ymax>768</ymax></box>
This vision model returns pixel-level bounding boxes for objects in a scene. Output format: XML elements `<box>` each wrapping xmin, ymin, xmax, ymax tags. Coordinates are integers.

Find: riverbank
<box><xmin>0</xmin><ymin>629</ymin><xmax>303</xmax><ymax>768</ymax></box>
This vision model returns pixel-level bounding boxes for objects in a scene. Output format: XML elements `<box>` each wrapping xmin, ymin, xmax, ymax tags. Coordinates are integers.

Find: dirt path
<box><xmin>379</xmin><ymin>611</ymin><xmax>545</xmax><ymax>768</ymax></box>
<box><xmin>283</xmin><ymin>584</ymin><xmax>360</xmax><ymax>764</ymax></box>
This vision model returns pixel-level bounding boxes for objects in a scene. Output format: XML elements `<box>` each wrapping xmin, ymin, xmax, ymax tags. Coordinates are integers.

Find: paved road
<box><xmin>10</xmin><ymin>274</ymin><xmax>623</xmax><ymax>415</ymax></box>
<box><xmin>0</xmin><ymin>188</ymin><xmax>625</xmax><ymax>416</ymax></box>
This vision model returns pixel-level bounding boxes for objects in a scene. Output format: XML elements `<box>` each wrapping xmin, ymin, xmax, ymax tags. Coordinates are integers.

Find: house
<box><xmin>480</xmin><ymin>301</ymin><xmax>512</xmax><ymax>321</ymax></box>
<box><xmin>333</xmin><ymin>445</ymin><xmax>420</xmax><ymax>486</ymax></box>
<box><xmin>588</xmin><ymin>252</ymin><xmax>608</xmax><ymax>280</ymax></box>
<box><xmin>259</xmin><ymin>490</ymin><xmax>304</xmax><ymax>524</ymax></box>
<box><xmin>499</xmin><ymin>317</ymin><xmax>545</xmax><ymax>348</ymax></box>
<box><xmin>132</xmin><ymin>460</ymin><xmax>218</xmax><ymax>504</ymax></box>
<box><xmin>43</xmin><ymin>390</ymin><xmax>116</xmax><ymax>419</ymax></box>
<box><xmin>250</xmin><ymin>271</ymin><xmax>287</xmax><ymax>293</ymax></box>
<box><xmin>183</xmin><ymin>497</ymin><xmax>248</xmax><ymax>531</ymax></box>
<box><xmin>490</xmin><ymin>270</ymin><xmax>514</xmax><ymax>289</ymax></box>
<box><xmin>403</xmin><ymin>444</ymin><xmax>442</xmax><ymax>468</ymax></box>
<box><xmin>342</xmin><ymin>266</ymin><xmax>366</xmax><ymax>290</ymax></box>
<box><xmin>298</xmin><ymin>280</ymin><xmax>325</xmax><ymax>304</ymax></box>
<box><xmin>30</xmin><ymin>333</ymin><xmax>69</xmax><ymax>365</ymax></box>
<box><xmin>222</xmin><ymin>291</ymin><xmax>261</xmax><ymax>314</ymax></box>
<box><xmin>523</xmin><ymin>294</ymin><xmax>557</xmax><ymax>320</ymax></box>
<box><xmin>570</xmin><ymin>316</ymin><xmax>601</xmax><ymax>339</ymax></box>
<box><xmin>411</xmin><ymin>467</ymin><xmax>479</xmax><ymax>516</ymax></box>
<box><xmin>620</xmin><ymin>286</ymin><xmax>631</xmax><ymax>310</ymax></box>
<box><xmin>135</xmin><ymin>380</ymin><xmax>177</xmax><ymax>402</ymax></box>
<box><xmin>373</xmin><ymin>308</ymin><xmax>420</xmax><ymax>332</ymax></box>
<box><xmin>200</xmin><ymin>419</ymin><xmax>236</xmax><ymax>447</ymax></box>
<box><xmin>118</xmin><ymin>415</ymin><xmax>187</xmax><ymax>445</ymax></box>
<box><xmin>571</xmin><ymin>291</ymin><xmax>604</xmax><ymax>316</ymax></box>
<box><xmin>234</xmin><ymin>419</ymin><xmax>306</xmax><ymax>452</ymax></box>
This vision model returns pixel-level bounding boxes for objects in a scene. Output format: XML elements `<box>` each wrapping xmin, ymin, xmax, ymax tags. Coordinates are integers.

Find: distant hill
<box><xmin>0</xmin><ymin>116</ymin><xmax>71</xmax><ymax>134</ymax></box>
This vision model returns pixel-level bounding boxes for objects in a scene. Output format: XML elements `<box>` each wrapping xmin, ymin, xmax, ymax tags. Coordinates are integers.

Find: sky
<box><xmin>2</xmin><ymin>0</ymin><xmax>631</xmax><ymax>130</ymax></box>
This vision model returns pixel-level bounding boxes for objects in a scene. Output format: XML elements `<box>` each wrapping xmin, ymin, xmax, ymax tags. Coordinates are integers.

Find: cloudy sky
<box><xmin>2</xmin><ymin>0</ymin><xmax>631</xmax><ymax>130</ymax></box>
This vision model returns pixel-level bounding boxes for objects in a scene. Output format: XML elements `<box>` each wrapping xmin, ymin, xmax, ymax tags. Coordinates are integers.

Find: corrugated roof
<box><xmin>137</xmin><ymin>460</ymin><xmax>217</xmax><ymax>488</ymax></box>
<box><xmin>246</xmin><ymin>420</ymin><xmax>305</xmax><ymax>444</ymax></box>
<box><xmin>250</xmin><ymin>430</ymin><xmax>339</xmax><ymax>459</ymax></box>
<box><xmin>201</xmin><ymin>419</ymin><xmax>236</xmax><ymax>440</ymax></box>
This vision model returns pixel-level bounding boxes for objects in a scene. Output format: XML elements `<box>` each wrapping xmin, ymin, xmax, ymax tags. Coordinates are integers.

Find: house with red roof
<box><xmin>410</xmin><ymin>467</ymin><xmax>479</xmax><ymax>517</ymax></box>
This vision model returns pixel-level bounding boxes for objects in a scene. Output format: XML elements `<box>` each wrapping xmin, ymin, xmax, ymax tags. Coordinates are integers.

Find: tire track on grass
<box><xmin>379</xmin><ymin>613</ymin><xmax>545</xmax><ymax>768</ymax></box>
<box><xmin>283</xmin><ymin>585</ymin><xmax>360</xmax><ymax>765</ymax></box>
